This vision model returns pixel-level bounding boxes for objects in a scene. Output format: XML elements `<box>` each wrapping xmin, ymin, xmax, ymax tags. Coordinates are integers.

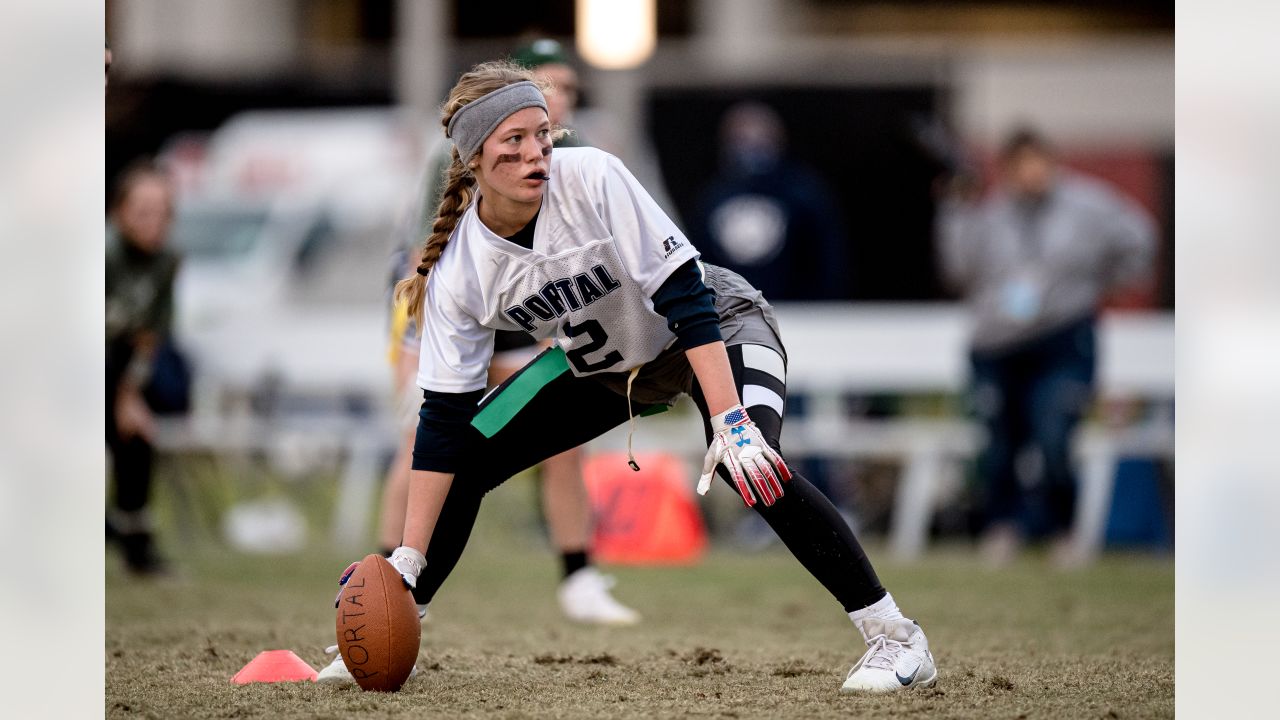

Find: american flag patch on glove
<box><xmin>723</xmin><ymin>407</ymin><xmax>747</xmax><ymax>426</ymax></box>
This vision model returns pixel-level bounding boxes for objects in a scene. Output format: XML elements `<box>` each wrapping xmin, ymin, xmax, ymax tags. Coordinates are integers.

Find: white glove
<box><xmin>334</xmin><ymin>546</ymin><xmax>426</xmax><ymax>608</ymax></box>
<box><xmin>388</xmin><ymin>546</ymin><xmax>427</xmax><ymax>589</ymax></box>
<box><xmin>698</xmin><ymin>405</ymin><xmax>791</xmax><ymax>507</ymax></box>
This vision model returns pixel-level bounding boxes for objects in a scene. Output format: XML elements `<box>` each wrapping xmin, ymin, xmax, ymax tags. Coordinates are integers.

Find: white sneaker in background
<box><xmin>840</xmin><ymin>618</ymin><xmax>938</xmax><ymax>694</ymax></box>
<box><xmin>317</xmin><ymin>645</ymin><xmax>354</xmax><ymax>684</ymax></box>
<box><xmin>980</xmin><ymin>523</ymin><xmax>1023</xmax><ymax>568</ymax></box>
<box><xmin>317</xmin><ymin>644</ymin><xmax>419</xmax><ymax>685</ymax></box>
<box><xmin>557</xmin><ymin>568</ymin><xmax>641</xmax><ymax>626</ymax></box>
<box><xmin>1049</xmin><ymin>534</ymin><xmax>1088</xmax><ymax>570</ymax></box>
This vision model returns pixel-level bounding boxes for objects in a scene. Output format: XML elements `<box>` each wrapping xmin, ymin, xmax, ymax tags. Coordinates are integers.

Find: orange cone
<box><xmin>230</xmin><ymin>650</ymin><xmax>318</xmax><ymax>684</ymax></box>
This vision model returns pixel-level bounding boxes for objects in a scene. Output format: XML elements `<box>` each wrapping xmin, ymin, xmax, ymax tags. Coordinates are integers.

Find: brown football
<box><xmin>335</xmin><ymin>553</ymin><xmax>421</xmax><ymax>692</ymax></box>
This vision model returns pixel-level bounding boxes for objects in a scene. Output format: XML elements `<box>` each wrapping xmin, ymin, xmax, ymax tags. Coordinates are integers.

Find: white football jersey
<box><xmin>417</xmin><ymin>147</ymin><xmax>700</xmax><ymax>393</ymax></box>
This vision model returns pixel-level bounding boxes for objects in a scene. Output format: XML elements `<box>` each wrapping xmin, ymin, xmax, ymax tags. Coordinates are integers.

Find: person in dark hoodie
<box><xmin>692</xmin><ymin>102</ymin><xmax>849</xmax><ymax>301</ymax></box>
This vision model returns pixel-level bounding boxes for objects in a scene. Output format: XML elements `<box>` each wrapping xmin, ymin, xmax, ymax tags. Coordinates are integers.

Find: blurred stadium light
<box><xmin>575</xmin><ymin>0</ymin><xmax>656</xmax><ymax>70</ymax></box>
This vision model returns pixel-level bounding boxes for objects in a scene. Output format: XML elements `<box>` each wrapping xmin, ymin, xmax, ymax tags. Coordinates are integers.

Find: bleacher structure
<box><xmin>154</xmin><ymin>305</ymin><xmax>1173</xmax><ymax>562</ymax></box>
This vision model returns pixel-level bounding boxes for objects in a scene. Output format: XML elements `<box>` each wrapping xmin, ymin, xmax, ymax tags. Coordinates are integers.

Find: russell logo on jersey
<box><xmin>503</xmin><ymin>264</ymin><xmax>623</xmax><ymax>332</ymax></box>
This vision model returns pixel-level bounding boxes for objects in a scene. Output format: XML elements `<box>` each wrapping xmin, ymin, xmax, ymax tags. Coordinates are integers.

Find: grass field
<box><xmin>107</xmin><ymin>472</ymin><xmax>1173</xmax><ymax>719</ymax></box>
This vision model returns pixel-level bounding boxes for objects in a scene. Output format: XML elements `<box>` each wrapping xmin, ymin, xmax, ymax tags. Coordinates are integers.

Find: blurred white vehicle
<box><xmin>194</xmin><ymin>108</ymin><xmax>424</xmax><ymax>200</ymax></box>
<box><xmin>162</xmin><ymin>109</ymin><xmax>428</xmax><ymax>411</ymax></box>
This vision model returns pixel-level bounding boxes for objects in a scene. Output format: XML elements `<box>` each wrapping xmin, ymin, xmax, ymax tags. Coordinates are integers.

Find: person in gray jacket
<box><xmin>937</xmin><ymin>128</ymin><xmax>1155</xmax><ymax>565</ymax></box>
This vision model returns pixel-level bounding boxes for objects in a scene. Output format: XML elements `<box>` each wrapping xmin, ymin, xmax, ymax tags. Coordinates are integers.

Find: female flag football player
<box><xmin>340</xmin><ymin>61</ymin><xmax>939</xmax><ymax>694</ymax></box>
<box><xmin>368</xmin><ymin>38</ymin><xmax>636</xmax><ymax>627</ymax></box>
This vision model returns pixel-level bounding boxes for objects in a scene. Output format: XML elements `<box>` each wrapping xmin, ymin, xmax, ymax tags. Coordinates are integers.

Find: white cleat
<box><xmin>557</xmin><ymin>568</ymin><xmax>641</xmax><ymax>626</ymax></box>
<box><xmin>317</xmin><ymin>645</ymin><xmax>354</xmax><ymax>684</ymax></box>
<box><xmin>840</xmin><ymin>618</ymin><xmax>938</xmax><ymax>694</ymax></box>
<box><xmin>317</xmin><ymin>644</ymin><xmax>419</xmax><ymax>685</ymax></box>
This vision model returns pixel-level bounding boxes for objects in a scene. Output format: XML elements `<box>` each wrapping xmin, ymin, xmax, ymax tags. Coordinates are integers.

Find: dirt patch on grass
<box><xmin>533</xmin><ymin>652</ymin><xmax>619</xmax><ymax>666</ymax></box>
<box><xmin>772</xmin><ymin>659</ymin><xmax>826</xmax><ymax>678</ymax></box>
<box><xmin>683</xmin><ymin>647</ymin><xmax>724</xmax><ymax>665</ymax></box>
<box><xmin>988</xmin><ymin>674</ymin><xmax>1016</xmax><ymax>692</ymax></box>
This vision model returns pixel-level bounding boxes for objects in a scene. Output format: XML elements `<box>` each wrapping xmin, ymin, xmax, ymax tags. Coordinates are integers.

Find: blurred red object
<box><xmin>584</xmin><ymin>452</ymin><xmax>708</xmax><ymax>565</ymax></box>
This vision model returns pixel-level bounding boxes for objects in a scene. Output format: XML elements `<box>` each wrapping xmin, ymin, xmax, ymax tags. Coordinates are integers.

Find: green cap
<box><xmin>511</xmin><ymin>38</ymin><xmax>570</xmax><ymax>69</ymax></box>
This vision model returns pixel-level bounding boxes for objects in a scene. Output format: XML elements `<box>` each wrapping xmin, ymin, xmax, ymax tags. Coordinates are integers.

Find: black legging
<box><xmin>691</xmin><ymin>344</ymin><xmax>885</xmax><ymax>612</ymax></box>
<box><xmin>107</xmin><ymin>341</ymin><xmax>154</xmax><ymax>516</ymax></box>
<box><xmin>410</xmin><ymin>344</ymin><xmax>886</xmax><ymax>613</ymax></box>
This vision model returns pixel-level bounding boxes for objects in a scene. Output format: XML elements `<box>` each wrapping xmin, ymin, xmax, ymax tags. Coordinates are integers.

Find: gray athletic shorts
<box><xmin>592</xmin><ymin>264</ymin><xmax>786</xmax><ymax>406</ymax></box>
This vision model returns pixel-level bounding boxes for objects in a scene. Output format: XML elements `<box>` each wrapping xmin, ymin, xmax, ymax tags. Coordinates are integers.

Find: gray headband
<box><xmin>446</xmin><ymin>81</ymin><xmax>548</xmax><ymax>165</ymax></box>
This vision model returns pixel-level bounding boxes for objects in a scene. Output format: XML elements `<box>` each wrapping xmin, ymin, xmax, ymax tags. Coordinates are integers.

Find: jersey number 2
<box><xmin>563</xmin><ymin>319</ymin><xmax>623</xmax><ymax>373</ymax></box>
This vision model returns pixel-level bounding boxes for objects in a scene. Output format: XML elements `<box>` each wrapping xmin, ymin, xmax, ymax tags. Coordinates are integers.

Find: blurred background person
<box><xmin>937</xmin><ymin>127</ymin><xmax>1156</xmax><ymax>566</ymax></box>
<box><xmin>691</xmin><ymin>102</ymin><xmax>848</xmax><ymax>301</ymax></box>
<box><xmin>374</xmin><ymin>38</ymin><xmax>638</xmax><ymax>629</ymax></box>
<box><xmin>106</xmin><ymin>159</ymin><xmax>180</xmax><ymax>576</ymax></box>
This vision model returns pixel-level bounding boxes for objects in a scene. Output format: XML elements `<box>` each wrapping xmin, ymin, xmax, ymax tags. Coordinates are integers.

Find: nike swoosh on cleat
<box><xmin>896</xmin><ymin>665</ymin><xmax>920</xmax><ymax>686</ymax></box>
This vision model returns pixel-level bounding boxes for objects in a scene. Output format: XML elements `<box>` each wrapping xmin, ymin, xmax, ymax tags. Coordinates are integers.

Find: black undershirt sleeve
<box><xmin>651</xmin><ymin>259</ymin><xmax>722</xmax><ymax>350</ymax></box>
<box><xmin>411</xmin><ymin>388</ymin><xmax>486</xmax><ymax>473</ymax></box>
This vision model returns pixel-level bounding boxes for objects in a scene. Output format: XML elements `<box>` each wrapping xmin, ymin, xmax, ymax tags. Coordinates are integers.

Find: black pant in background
<box><xmin>106</xmin><ymin>340</ymin><xmax>155</xmax><ymax>520</ymax></box>
<box><xmin>970</xmin><ymin>316</ymin><xmax>1097</xmax><ymax>539</ymax></box>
